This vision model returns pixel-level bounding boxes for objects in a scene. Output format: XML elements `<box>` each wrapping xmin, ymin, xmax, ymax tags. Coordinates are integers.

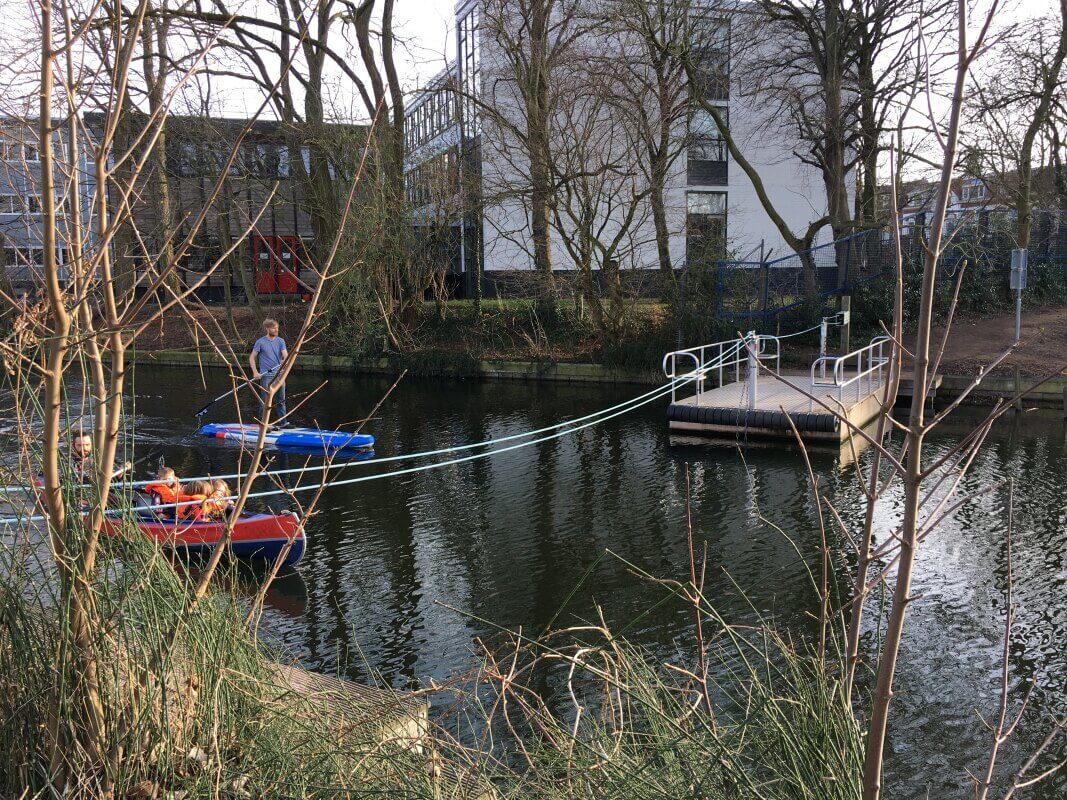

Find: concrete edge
<box><xmin>126</xmin><ymin>349</ymin><xmax>662</xmax><ymax>386</ymax></box>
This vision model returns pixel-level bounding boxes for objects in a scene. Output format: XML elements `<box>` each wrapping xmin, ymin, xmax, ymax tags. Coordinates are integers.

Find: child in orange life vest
<box><xmin>201</xmin><ymin>479</ymin><xmax>235</xmax><ymax>520</ymax></box>
<box><xmin>144</xmin><ymin>467</ymin><xmax>203</xmax><ymax>520</ymax></box>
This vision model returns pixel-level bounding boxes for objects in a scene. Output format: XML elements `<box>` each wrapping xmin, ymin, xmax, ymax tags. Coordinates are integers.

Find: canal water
<box><xmin>122</xmin><ymin>367</ymin><xmax>1065</xmax><ymax>795</ymax></box>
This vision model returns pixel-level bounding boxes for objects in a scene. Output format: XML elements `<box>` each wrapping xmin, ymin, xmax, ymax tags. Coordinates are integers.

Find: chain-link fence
<box><xmin>713</xmin><ymin>228</ymin><xmax>897</xmax><ymax>323</ymax></box>
<box><xmin>901</xmin><ymin>209</ymin><xmax>1067</xmax><ymax>278</ymax></box>
<box><xmin>710</xmin><ymin>210</ymin><xmax>1067</xmax><ymax>326</ymax></box>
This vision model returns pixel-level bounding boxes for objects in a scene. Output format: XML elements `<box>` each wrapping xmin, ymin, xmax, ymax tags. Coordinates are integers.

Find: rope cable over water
<box><xmin>3</xmin><ymin>342</ymin><xmax>742</xmax><ymax>495</ymax></box>
<box><xmin>124</xmin><ymin>374</ymin><xmax>696</xmax><ymax>488</ymax></box>
<box><xmin>0</xmin><ymin>362</ymin><xmax>720</xmax><ymax>525</ymax></box>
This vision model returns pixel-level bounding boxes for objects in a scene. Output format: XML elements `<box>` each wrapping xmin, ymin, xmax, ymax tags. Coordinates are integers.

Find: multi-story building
<box><xmin>0</xmin><ymin>118</ymin><xmax>97</xmax><ymax>292</ymax></box>
<box><xmin>84</xmin><ymin>113</ymin><xmax>368</xmax><ymax>300</ymax></box>
<box><xmin>403</xmin><ymin>0</ymin><xmax>835</xmax><ymax>295</ymax></box>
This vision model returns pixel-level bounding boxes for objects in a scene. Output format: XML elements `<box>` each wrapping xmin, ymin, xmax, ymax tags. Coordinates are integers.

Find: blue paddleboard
<box><xmin>200</xmin><ymin>423</ymin><xmax>374</xmax><ymax>452</ymax></box>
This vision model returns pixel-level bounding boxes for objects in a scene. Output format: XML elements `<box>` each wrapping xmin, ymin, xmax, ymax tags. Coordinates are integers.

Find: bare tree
<box><xmin>964</xmin><ymin>1</ymin><xmax>1067</xmax><ymax>248</ymax></box>
<box><xmin>549</xmin><ymin>56</ymin><xmax>651</xmax><ymax>337</ymax></box>
<box><xmin>859</xmin><ymin>3</ymin><xmax>1007</xmax><ymax>796</ymax></box>
<box><xmin>600</xmin><ymin>0</ymin><xmax>692</xmax><ymax>291</ymax></box>
<box><xmin>2</xmin><ymin>0</ymin><xmax>368</xmax><ymax>788</ymax></box>
<box><xmin>480</xmin><ymin>0</ymin><xmax>589</xmax><ymax>312</ymax></box>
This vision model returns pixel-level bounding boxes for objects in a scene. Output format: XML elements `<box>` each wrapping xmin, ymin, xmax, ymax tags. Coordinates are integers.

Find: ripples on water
<box><xmin>9</xmin><ymin>367</ymin><xmax>1066</xmax><ymax>797</ymax></box>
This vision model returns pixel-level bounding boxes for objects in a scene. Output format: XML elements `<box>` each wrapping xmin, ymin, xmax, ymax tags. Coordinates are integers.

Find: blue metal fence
<box><xmin>712</xmin><ymin>228</ymin><xmax>896</xmax><ymax>323</ymax></box>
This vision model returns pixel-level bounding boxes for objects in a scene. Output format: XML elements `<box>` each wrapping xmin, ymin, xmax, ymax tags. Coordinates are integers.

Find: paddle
<box><xmin>194</xmin><ymin>367</ymin><xmax>278</xmax><ymax>420</ymax></box>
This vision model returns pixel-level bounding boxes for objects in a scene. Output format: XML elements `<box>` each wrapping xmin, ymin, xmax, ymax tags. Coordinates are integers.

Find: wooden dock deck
<box><xmin>659</xmin><ymin>333</ymin><xmax>945</xmax><ymax>444</ymax></box>
<box><xmin>667</xmin><ymin>372</ymin><xmax>886</xmax><ymax>442</ymax></box>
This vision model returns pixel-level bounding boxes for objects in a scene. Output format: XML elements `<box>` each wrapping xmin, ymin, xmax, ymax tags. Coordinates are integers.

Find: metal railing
<box><xmin>809</xmin><ymin>336</ymin><xmax>890</xmax><ymax>406</ymax></box>
<box><xmin>662</xmin><ymin>332</ymin><xmax>780</xmax><ymax>405</ymax></box>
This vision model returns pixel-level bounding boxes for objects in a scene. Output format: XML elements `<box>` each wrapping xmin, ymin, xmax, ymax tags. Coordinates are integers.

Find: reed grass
<box><xmin>0</xmin><ymin>498</ymin><xmax>440</xmax><ymax>799</ymax></box>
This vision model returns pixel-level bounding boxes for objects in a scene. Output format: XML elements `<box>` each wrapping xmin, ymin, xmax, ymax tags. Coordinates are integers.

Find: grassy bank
<box><xmin>143</xmin><ymin>261</ymin><xmax>1067</xmax><ymax>380</ymax></box>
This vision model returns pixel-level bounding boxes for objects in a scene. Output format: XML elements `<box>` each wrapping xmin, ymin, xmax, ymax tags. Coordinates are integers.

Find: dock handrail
<box><xmin>662</xmin><ymin>333</ymin><xmax>780</xmax><ymax>405</ymax></box>
<box><xmin>809</xmin><ymin>336</ymin><xmax>890</xmax><ymax>406</ymax></box>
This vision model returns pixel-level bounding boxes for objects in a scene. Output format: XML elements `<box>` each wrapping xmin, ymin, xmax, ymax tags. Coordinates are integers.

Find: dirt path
<box><xmin>928</xmin><ymin>306</ymin><xmax>1067</xmax><ymax>377</ymax></box>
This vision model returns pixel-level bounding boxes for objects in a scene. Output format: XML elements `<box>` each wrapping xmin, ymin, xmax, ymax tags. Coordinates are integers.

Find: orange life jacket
<box><xmin>145</xmin><ymin>483</ymin><xmax>203</xmax><ymax>519</ymax></box>
<box><xmin>145</xmin><ymin>481</ymin><xmax>179</xmax><ymax>505</ymax></box>
<box><xmin>180</xmin><ymin>494</ymin><xmax>207</xmax><ymax>520</ymax></box>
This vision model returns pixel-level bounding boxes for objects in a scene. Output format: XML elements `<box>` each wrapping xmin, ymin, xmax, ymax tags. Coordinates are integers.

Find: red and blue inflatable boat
<box><xmin>102</xmin><ymin>509</ymin><xmax>305</xmax><ymax>567</ymax></box>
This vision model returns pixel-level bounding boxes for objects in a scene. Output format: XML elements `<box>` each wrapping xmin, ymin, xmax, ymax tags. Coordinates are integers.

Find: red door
<box><xmin>251</xmin><ymin>235</ymin><xmax>302</xmax><ymax>294</ymax></box>
<box><xmin>276</xmin><ymin>235</ymin><xmax>300</xmax><ymax>293</ymax></box>
<box><xmin>252</xmin><ymin>235</ymin><xmax>278</xmax><ymax>293</ymax></box>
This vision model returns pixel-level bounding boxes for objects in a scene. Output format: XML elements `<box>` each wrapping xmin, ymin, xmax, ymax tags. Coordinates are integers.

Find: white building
<box><xmin>403</xmin><ymin>0</ymin><xmax>838</xmax><ymax>295</ymax></box>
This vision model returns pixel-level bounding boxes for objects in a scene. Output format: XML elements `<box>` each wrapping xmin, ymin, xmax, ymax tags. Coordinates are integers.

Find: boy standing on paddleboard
<box><xmin>249</xmin><ymin>318</ymin><xmax>289</xmax><ymax>426</ymax></box>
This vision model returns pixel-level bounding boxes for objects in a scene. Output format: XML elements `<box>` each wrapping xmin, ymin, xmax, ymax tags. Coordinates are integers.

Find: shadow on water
<box><xmin>24</xmin><ymin>366</ymin><xmax>1066</xmax><ymax>797</ymax></box>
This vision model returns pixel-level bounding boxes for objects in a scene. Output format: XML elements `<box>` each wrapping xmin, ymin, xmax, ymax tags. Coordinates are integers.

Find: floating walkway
<box><xmin>663</xmin><ymin>333</ymin><xmax>891</xmax><ymax>442</ymax></box>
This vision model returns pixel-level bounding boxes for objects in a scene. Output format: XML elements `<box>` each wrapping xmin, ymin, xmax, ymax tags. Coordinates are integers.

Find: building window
<box><xmin>687</xmin><ymin>191</ymin><xmax>727</xmax><ymax>266</ymax></box>
<box><xmin>688</xmin><ymin>108</ymin><xmax>728</xmax><ymax>185</ymax></box>
<box><xmin>962</xmin><ymin>182</ymin><xmax>987</xmax><ymax>202</ymax></box>
<box><xmin>690</xmin><ymin>19</ymin><xmax>729</xmax><ymax>101</ymax></box>
<box><xmin>1</xmin><ymin>138</ymin><xmax>40</xmax><ymax>163</ymax></box>
<box><xmin>0</xmin><ymin>193</ymin><xmax>40</xmax><ymax>215</ymax></box>
<box><xmin>405</xmin><ymin>149</ymin><xmax>459</xmax><ymax>209</ymax></box>
<box><xmin>250</xmin><ymin>143</ymin><xmax>283</xmax><ymax>179</ymax></box>
<box><xmin>3</xmin><ymin>246</ymin><xmax>44</xmax><ymax>266</ymax></box>
<box><xmin>405</xmin><ymin>78</ymin><xmax>458</xmax><ymax>154</ymax></box>
<box><xmin>458</xmin><ymin>6</ymin><xmax>480</xmax><ymax>142</ymax></box>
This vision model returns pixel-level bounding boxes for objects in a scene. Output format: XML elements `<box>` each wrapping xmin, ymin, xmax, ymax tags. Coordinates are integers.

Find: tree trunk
<box><xmin>108</xmin><ymin>104</ymin><xmax>140</xmax><ymax>296</ymax></box>
<box><xmin>218</xmin><ymin>177</ymin><xmax>264</xmax><ymax>322</ymax></box>
<box><xmin>861</xmin><ymin>7</ymin><xmax>971</xmax><ymax>792</ymax></box>
<box><xmin>650</xmin><ymin>171</ymin><xmax>673</xmax><ymax>292</ymax></box>
<box><xmin>528</xmin><ymin>1</ymin><xmax>557</xmax><ymax>313</ymax></box>
<box><xmin>142</xmin><ymin>20</ymin><xmax>177</xmax><ymax>293</ymax></box>
<box><xmin>39</xmin><ymin>21</ymin><xmax>108</xmax><ymax>785</ymax></box>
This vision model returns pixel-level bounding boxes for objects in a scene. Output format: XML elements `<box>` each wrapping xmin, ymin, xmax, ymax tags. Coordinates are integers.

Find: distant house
<box><xmin>879</xmin><ymin>166</ymin><xmax>1065</xmax><ymax>232</ymax></box>
<box><xmin>0</xmin><ymin>118</ymin><xmax>97</xmax><ymax>292</ymax></box>
<box><xmin>84</xmin><ymin>113</ymin><xmax>368</xmax><ymax>300</ymax></box>
<box><xmin>876</xmin><ymin>167</ymin><xmax>1067</xmax><ymax>267</ymax></box>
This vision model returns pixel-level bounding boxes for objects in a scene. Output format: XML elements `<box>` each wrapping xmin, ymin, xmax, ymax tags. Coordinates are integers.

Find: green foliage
<box><xmin>1024</xmin><ymin>261</ymin><xmax>1067</xmax><ymax>305</ymax></box>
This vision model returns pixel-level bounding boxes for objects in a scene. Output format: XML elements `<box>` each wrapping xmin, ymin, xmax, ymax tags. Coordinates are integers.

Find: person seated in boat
<box><xmin>71</xmin><ymin>432</ymin><xmax>131</xmax><ymax>484</ymax></box>
<box><xmin>202</xmin><ymin>479</ymin><xmax>235</xmax><ymax>520</ymax></box>
<box><xmin>179</xmin><ymin>480</ymin><xmax>214</xmax><ymax>521</ymax></box>
<box><xmin>144</xmin><ymin>467</ymin><xmax>200</xmax><ymax>520</ymax></box>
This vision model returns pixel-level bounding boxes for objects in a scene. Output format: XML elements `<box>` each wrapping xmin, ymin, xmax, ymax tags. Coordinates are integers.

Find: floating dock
<box><xmin>663</xmin><ymin>333</ymin><xmax>892</xmax><ymax>442</ymax></box>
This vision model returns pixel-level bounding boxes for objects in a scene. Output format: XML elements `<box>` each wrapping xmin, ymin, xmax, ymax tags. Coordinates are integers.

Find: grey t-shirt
<box><xmin>253</xmin><ymin>335</ymin><xmax>287</xmax><ymax>374</ymax></box>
